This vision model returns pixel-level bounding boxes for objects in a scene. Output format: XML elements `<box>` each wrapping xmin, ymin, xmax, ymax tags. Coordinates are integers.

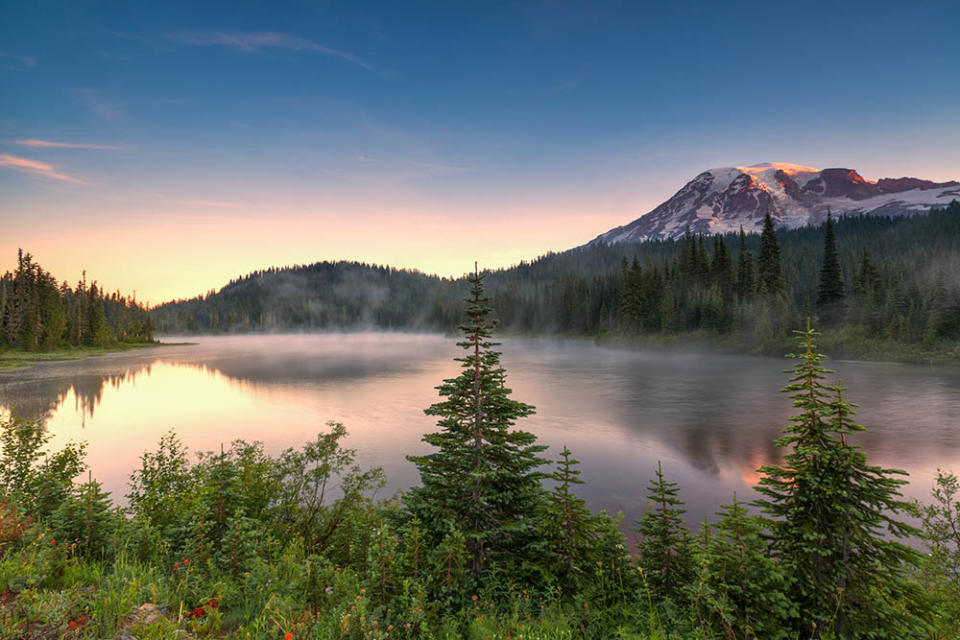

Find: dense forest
<box><xmin>152</xmin><ymin>201</ymin><xmax>960</xmax><ymax>358</ymax></box>
<box><xmin>0</xmin><ymin>250</ymin><xmax>154</xmax><ymax>351</ymax></box>
<box><xmin>2</xmin><ymin>274</ymin><xmax>959</xmax><ymax>638</ymax></box>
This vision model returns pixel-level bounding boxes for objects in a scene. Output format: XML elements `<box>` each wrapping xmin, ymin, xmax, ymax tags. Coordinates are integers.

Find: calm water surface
<box><xmin>2</xmin><ymin>334</ymin><xmax>959</xmax><ymax>525</ymax></box>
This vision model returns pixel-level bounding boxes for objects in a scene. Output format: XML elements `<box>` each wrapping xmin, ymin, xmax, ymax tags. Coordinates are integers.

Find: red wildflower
<box><xmin>50</xmin><ymin>539</ymin><xmax>56</xmax><ymax>545</ymax></box>
<box><xmin>174</xmin><ymin>562</ymin><xmax>180</xmax><ymax>569</ymax></box>
<box><xmin>183</xmin><ymin>558</ymin><xmax>190</xmax><ymax>564</ymax></box>
<box><xmin>285</xmin><ymin>634</ymin><xmax>293</xmax><ymax>640</ymax></box>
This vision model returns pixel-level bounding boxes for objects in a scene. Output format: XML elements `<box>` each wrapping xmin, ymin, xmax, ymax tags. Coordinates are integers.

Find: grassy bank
<box><xmin>0</xmin><ymin>342</ymin><xmax>167</xmax><ymax>372</ymax></box>
<box><xmin>590</xmin><ymin>327</ymin><xmax>960</xmax><ymax>366</ymax></box>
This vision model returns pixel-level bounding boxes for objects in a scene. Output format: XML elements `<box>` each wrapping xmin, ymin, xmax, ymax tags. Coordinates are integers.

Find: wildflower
<box><xmin>285</xmin><ymin>634</ymin><xmax>293</xmax><ymax>640</ymax></box>
<box><xmin>360</xmin><ymin>588</ymin><xmax>365</xmax><ymax>594</ymax></box>
<box><xmin>183</xmin><ymin>558</ymin><xmax>190</xmax><ymax>565</ymax></box>
<box><xmin>405</xmin><ymin>623</ymin><xmax>411</xmax><ymax>628</ymax></box>
<box><xmin>174</xmin><ymin>562</ymin><xmax>180</xmax><ymax>569</ymax></box>
<box><xmin>50</xmin><ymin>539</ymin><xmax>56</xmax><ymax>545</ymax></box>
<box><xmin>325</xmin><ymin>586</ymin><xmax>333</xmax><ymax>594</ymax></box>
<box><xmin>471</xmin><ymin>595</ymin><xmax>478</xmax><ymax>601</ymax></box>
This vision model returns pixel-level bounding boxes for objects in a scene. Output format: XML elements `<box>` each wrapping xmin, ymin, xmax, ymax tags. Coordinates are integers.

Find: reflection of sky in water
<box><xmin>1</xmin><ymin>334</ymin><xmax>959</xmax><ymax>527</ymax></box>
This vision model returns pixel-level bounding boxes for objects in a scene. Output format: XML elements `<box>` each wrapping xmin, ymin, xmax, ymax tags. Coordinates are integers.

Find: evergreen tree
<box><xmin>85</xmin><ymin>282</ymin><xmax>111</xmax><ymax>346</ymax></box>
<box><xmin>697</xmin><ymin>494</ymin><xmax>794</xmax><ymax>639</ymax></box>
<box><xmin>735</xmin><ymin>226</ymin><xmax>755</xmax><ymax>302</ymax></box>
<box><xmin>543</xmin><ymin>445</ymin><xmax>618</xmax><ymax>593</ymax></box>
<box><xmin>635</xmin><ymin>461</ymin><xmax>693</xmax><ymax>603</ymax></box>
<box><xmin>757</xmin><ymin>213</ymin><xmax>784</xmax><ymax>294</ymax></box>
<box><xmin>755</xmin><ymin>321</ymin><xmax>927</xmax><ymax>638</ymax></box>
<box><xmin>816</xmin><ymin>212</ymin><xmax>845</xmax><ymax>325</ymax></box>
<box><xmin>50</xmin><ymin>475</ymin><xmax>120</xmax><ymax>559</ymax></box>
<box><xmin>405</xmin><ymin>265</ymin><xmax>549</xmax><ymax>587</ymax></box>
<box><xmin>711</xmin><ymin>234</ymin><xmax>733</xmax><ymax>297</ymax></box>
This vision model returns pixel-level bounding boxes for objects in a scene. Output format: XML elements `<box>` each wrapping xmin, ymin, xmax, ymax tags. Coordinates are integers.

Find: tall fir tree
<box><xmin>755</xmin><ymin>321</ymin><xmax>927</xmax><ymax>638</ymax></box>
<box><xmin>543</xmin><ymin>445</ymin><xmax>625</xmax><ymax>594</ymax></box>
<box><xmin>756</xmin><ymin>212</ymin><xmax>784</xmax><ymax>294</ymax></box>
<box><xmin>635</xmin><ymin>461</ymin><xmax>694</xmax><ymax>603</ymax></box>
<box><xmin>711</xmin><ymin>234</ymin><xmax>733</xmax><ymax>297</ymax></box>
<box><xmin>697</xmin><ymin>494</ymin><xmax>794</xmax><ymax>639</ymax></box>
<box><xmin>816</xmin><ymin>212</ymin><xmax>845</xmax><ymax>325</ymax></box>
<box><xmin>405</xmin><ymin>264</ymin><xmax>548</xmax><ymax>587</ymax></box>
<box><xmin>735</xmin><ymin>226</ymin><xmax>755</xmax><ymax>302</ymax></box>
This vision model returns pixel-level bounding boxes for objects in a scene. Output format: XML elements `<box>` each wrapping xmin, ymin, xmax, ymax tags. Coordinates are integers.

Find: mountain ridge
<box><xmin>590</xmin><ymin>162</ymin><xmax>960</xmax><ymax>245</ymax></box>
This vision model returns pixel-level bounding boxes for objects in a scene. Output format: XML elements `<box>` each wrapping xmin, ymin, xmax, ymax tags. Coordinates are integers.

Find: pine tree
<box><xmin>544</xmin><ymin>446</ymin><xmax>598</xmax><ymax>592</ymax></box>
<box><xmin>635</xmin><ymin>461</ymin><xmax>693</xmax><ymax>603</ymax></box>
<box><xmin>405</xmin><ymin>264</ymin><xmax>549</xmax><ymax>586</ymax></box>
<box><xmin>756</xmin><ymin>213</ymin><xmax>784</xmax><ymax>294</ymax></box>
<box><xmin>711</xmin><ymin>234</ymin><xmax>733</xmax><ymax>297</ymax></box>
<box><xmin>698</xmin><ymin>494</ymin><xmax>794</xmax><ymax>639</ymax></box>
<box><xmin>85</xmin><ymin>282</ymin><xmax>111</xmax><ymax>346</ymax></box>
<box><xmin>816</xmin><ymin>212</ymin><xmax>845</xmax><ymax>325</ymax></box>
<box><xmin>736</xmin><ymin>226</ymin><xmax>755</xmax><ymax>302</ymax></box>
<box><xmin>50</xmin><ymin>475</ymin><xmax>121</xmax><ymax>559</ymax></box>
<box><xmin>755</xmin><ymin>321</ymin><xmax>927</xmax><ymax>638</ymax></box>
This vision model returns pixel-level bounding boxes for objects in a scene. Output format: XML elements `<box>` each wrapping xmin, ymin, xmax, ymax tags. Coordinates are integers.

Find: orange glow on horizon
<box><xmin>0</xmin><ymin>202</ymin><xmax>629</xmax><ymax>305</ymax></box>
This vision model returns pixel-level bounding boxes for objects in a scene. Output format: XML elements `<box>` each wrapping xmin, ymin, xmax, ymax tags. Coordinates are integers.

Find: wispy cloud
<box><xmin>15</xmin><ymin>139</ymin><xmax>121</xmax><ymax>150</ymax></box>
<box><xmin>0</xmin><ymin>153</ymin><xmax>84</xmax><ymax>184</ymax></box>
<box><xmin>0</xmin><ymin>51</ymin><xmax>37</xmax><ymax>70</ymax></box>
<box><xmin>181</xmin><ymin>199</ymin><xmax>244</xmax><ymax>208</ymax></box>
<box><xmin>172</xmin><ymin>30</ymin><xmax>372</xmax><ymax>70</ymax></box>
<box><xmin>76</xmin><ymin>88</ymin><xmax>126</xmax><ymax>120</ymax></box>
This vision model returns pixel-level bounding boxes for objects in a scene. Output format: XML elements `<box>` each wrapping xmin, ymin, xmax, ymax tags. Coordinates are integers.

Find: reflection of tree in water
<box><xmin>0</xmin><ymin>347</ymin><xmax>422</xmax><ymax>427</ymax></box>
<box><xmin>0</xmin><ymin>365</ymin><xmax>153</xmax><ymax>425</ymax></box>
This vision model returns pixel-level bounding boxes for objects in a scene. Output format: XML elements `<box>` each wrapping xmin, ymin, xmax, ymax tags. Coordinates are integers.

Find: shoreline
<box><xmin>0</xmin><ymin>341</ymin><xmax>184</xmax><ymax>373</ymax></box>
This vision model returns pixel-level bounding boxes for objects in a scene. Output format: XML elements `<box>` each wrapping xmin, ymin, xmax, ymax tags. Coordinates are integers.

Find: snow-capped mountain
<box><xmin>590</xmin><ymin>162</ymin><xmax>960</xmax><ymax>245</ymax></box>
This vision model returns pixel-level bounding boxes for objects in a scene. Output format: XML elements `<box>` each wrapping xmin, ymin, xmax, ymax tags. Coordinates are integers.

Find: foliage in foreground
<box><xmin>2</xmin><ymin>288</ymin><xmax>960</xmax><ymax>638</ymax></box>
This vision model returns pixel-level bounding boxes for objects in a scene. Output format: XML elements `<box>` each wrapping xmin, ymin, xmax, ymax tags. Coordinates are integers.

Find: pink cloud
<box><xmin>15</xmin><ymin>139</ymin><xmax>120</xmax><ymax>150</ymax></box>
<box><xmin>0</xmin><ymin>153</ymin><xmax>84</xmax><ymax>184</ymax></box>
<box><xmin>180</xmin><ymin>199</ymin><xmax>244</xmax><ymax>208</ymax></box>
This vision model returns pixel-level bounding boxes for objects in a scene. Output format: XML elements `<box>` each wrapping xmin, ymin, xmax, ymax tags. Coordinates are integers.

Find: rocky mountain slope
<box><xmin>591</xmin><ymin>162</ymin><xmax>960</xmax><ymax>244</ymax></box>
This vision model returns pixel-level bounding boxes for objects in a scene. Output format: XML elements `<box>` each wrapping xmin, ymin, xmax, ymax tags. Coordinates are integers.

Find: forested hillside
<box><xmin>0</xmin><ymin>250</ymin><xmax>154</xmax><ymax>351</ymax></box>
<box><xmin>152</xmin><ymin>201</ymin><xmax>960</xmax><ymax>357</ymax></box>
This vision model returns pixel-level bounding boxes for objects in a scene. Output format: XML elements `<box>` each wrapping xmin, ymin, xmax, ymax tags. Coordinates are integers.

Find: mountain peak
<box><xmin>590</xmin><ymin>163</ymin><xmax>960</xmax><ymax>245</ymax></box>
<box><xmin>740</xmin><ymin>161</ymin><xmax>819</xmax><ymax>174</ymax></box>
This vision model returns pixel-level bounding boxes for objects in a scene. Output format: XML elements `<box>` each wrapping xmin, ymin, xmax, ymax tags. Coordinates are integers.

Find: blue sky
<box><xmin>2</xmin><ymin>0</ymin><xmax>958</xmax><ymax>301</ymax></box>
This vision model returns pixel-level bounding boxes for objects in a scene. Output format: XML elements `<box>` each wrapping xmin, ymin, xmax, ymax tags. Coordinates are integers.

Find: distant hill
<box><xmin>151</xmin><ymin>202</ymin><xmax>960</xmax><ymax>357</ymax></box>
<box><xmin>151</xmin><ymin>262</ymin><xmax>462</xmax><ymax>334</ymax></box>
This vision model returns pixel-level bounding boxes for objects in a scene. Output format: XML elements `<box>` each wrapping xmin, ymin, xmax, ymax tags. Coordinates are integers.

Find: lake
<box><xmin>2</xmin><ymin>333</ymin><xmax>959</xmax><ymax>526</ymax></box>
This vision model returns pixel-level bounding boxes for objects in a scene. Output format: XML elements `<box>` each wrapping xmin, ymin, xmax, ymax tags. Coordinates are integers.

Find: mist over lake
<box><xmin>2</xmin><ymin>333</ymin><xmax>958</xmax><ymax>526</ymax></box>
